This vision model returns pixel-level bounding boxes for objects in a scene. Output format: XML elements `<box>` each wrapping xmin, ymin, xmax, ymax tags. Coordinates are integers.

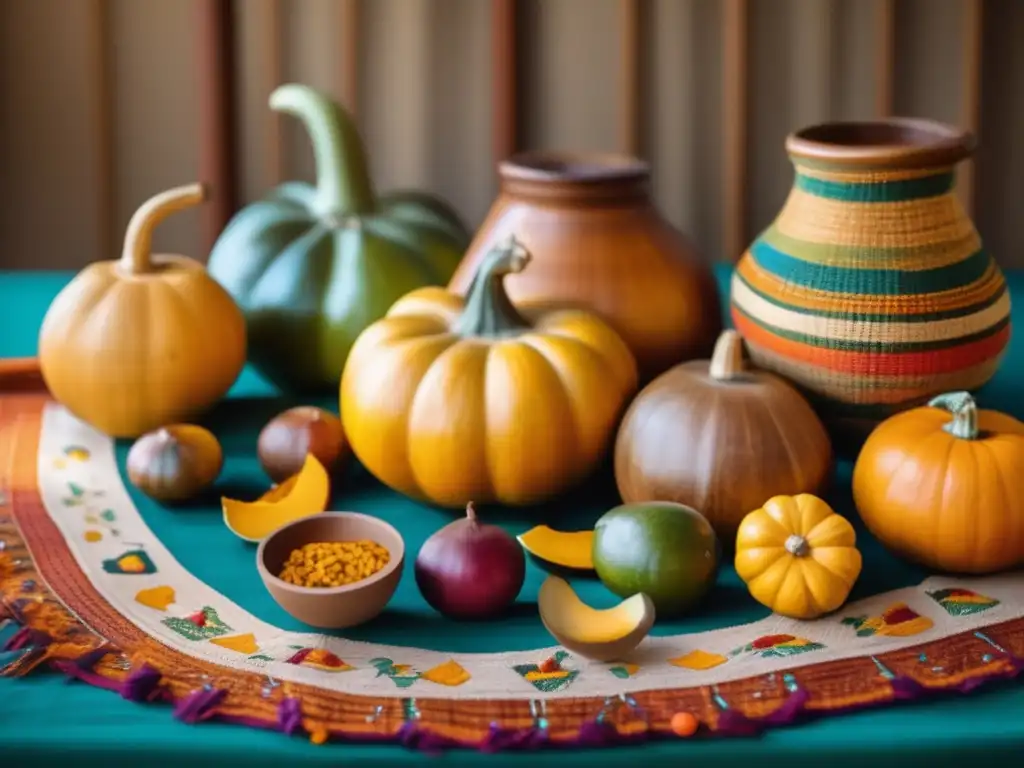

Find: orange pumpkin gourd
<box><xmin>852</xmin><ymin>391</ymin><xmax>1024</xmax><ymax>574</ymax></box>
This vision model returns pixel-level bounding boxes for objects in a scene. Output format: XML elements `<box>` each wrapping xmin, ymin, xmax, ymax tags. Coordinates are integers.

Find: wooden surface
<box><xmin>195</xmin><ymin>0</ymin><xmax>238</xmax><ymax>255</ymax></box>
<box><xmin>0</xmin><ymin>358</ymin><xmax>46</xmax><ymax>393</ymax></box>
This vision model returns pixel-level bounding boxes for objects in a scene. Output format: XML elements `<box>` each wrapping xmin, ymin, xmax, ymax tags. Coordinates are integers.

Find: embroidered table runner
<box><xmin>3</xmin><ymin>399</ymin><xmax>1024</xmax><ymax>748</ymax></box>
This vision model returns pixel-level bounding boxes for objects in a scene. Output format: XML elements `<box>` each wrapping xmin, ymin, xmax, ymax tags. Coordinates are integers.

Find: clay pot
<box><xmin>448</xmin><ymin>153</ymin><xmax>722</xmax><ymax>380</ymax></box>
<box><xmin>730</xmin><ymin>119</ymin><xmax>1010</xmax><ymax>440</ymax></box>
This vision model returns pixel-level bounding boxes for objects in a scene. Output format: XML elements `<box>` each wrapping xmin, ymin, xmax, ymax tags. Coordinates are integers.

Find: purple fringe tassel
<box><xmin>716</xmin><ymin>688</ymin><xmax>812</xmax><ymax>736</ymax></box>
<box><xmin>2</xmin><ymin>626</ymin><xmax>51</xmax><ymax>652</ymax></box>
<box><xmin>121</xmin><ymin>664</ymin><xmax>163</xmax><ymax>703</ymax></box>
<box><xmin>480</xmin><ymin>723</ymin><xmax>550</xmax><ymax>752</ymax></box>
<box><xmin>173</xmin><ymin>686</ymin><xmax>228</xmax><ymax>724</ymax></box>
<box><xmin>277</xmin><ymin>697</ymin><xmax>304</xmax><ymax>735</ymax></box>
<box><xmin>397</xmin><ymin>720</ymin><xmax>454</xmax><ymax>755</ymax></box>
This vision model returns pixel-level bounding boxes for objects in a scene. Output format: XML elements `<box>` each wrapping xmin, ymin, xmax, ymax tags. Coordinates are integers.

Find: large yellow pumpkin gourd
<box><xmin>340</xmin><ymin>236</ymin><xmax>639</xmax><ymax>508</ymax></box>
<box><xmin>735</xmin><ymin>494</ymin><xmax>862</xmax><ymax>620</ymax></box>
<box><xmin>39</xmin><ymin>184</ymin><xmax>247</xmax><ymax>438</ymax></box>
<box><xmin>852</xmin><ymin>391</ymin><xmax>1024</xmax><ymax>574</ymax></box>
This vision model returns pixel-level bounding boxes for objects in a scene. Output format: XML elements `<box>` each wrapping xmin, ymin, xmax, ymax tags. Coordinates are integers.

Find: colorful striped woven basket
<box><xmin>730</xmin><ymin>119</ymin><xmax>1011</xmax><ymax>436</ymax></box>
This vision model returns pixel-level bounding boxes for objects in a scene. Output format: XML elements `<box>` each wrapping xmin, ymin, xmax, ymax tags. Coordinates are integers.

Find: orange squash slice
<box><xmin>222</xmin><ymin>454</ymin><xmax>331</xmax><ymax>542</ymax></box>
<box><xmin>517</xmin><ymin>526</ymin><xmax>594</xmax><ymax>572</ymax></box>
<box><xmin>258</xmin><ymin>473</ymin><xmax>300</xmax><ymax>504</ymax></box>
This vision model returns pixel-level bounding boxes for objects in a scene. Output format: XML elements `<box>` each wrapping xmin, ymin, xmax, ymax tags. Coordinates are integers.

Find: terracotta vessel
<box><xmin>448</xmin><ymin>152</ymin><xmax>722</xmax><ymax>380</ymax></box>
<box><xmin>730</xmin><ymin>119</ymin><xmax>1010</xmax><ymax>439</ymax></box>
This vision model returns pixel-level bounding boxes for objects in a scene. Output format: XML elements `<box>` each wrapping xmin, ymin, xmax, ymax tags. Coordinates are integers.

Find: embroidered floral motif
<box><xmin>163</xmin><ymin>606</ymin><xmax>232</xmax><ymax>641</ymax></box>
<box><xmin>60</xmin><ymin>481</ymin><xmax>104</xmax><ymax>508</ymax></box>
<box><xmin>730</xmin><ymin>634</ymin><xmax>825</xmax><ymax>659</ymax></box>
<box><xmin>53</xmin><ymin>447</ymin><xmax>90</xmax><ymax>470</ymax></box>
<box><xmin>83</xmin><ymin>530</ymin><xmax>103</xmax><ymax>543</ymax></box>
<box><xmin>210</xmin><ymin>633</ymin><xmax>260</xmax><ymax>654</ymax></box>
<box><xmin>841</xmin><ymin>602</ymin><xmax>935</xmax><ymax>638</ymax></box>
<box><xmin>669</xmin><ymin>649</ymin><xmax>728</xmax><ymax>670</ymax></box>
<box><xmin>608</xmin><ymin>662</ymin><xmax>640</xmax><ymax>678</ymax></box>
<box><xmin>135</xmin><ymin>585</ymin><xmax>176</xmax><ymax>611</ymax></box>
<box><xmin>927</xmin><ymin>588</ymin><xmax>1000</xmax><ymax>617</ymax></box>
<box><xmin>102</xmin><ymin>549</ymin><xmax>157</xmax><ymax>575</ymax></box>
<box><xmin>370</xmin><ymin>658</ymin><xmax>421</xmax><ymax>688</ymax></box>
<box><xmin>512</xmin><ymin>650</ymin><xmax>578</xmax><ymax>693</ymax></box>
<box><xmin>286</xmin><ymin>648</ymin><xmax>354</xmax><ymax>672</ymax></box>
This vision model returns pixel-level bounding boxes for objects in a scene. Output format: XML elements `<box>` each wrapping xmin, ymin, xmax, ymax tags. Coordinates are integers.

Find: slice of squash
<box><xmin>537</xmin><ymin>576</ymin><xmax>655</xmax><ymax>663</ymax></box>
<box><xmin>258</xmin><ymin>473</ymin><xmax>300</xmax><ymax>504</ymax></box>
<box><xmin>518</xmin><ymin>526</ymin><xmax>594</xmax><ymax>572</ymax></box>
<box><xmin>222</xmin><ymin>454</ymin><xmax>330</xmax><ymax>543</ymax></box>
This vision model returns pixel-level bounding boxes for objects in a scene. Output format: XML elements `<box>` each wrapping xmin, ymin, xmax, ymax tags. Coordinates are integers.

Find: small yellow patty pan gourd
<box><xmin>735</xmin><ymin>494</ymin><xmax>862</xmax><ymax>620</ymax></box>
<box><xmin>39</xmin><ymin>184</ymin><xmax>247</xmax><ymax>438</ymax></box>
<box><xmin>341</xmin><ymin>236</ymin><xmax>639</xmax><ymax>508</ymax></box>
<box><xmin>853</xmin><ymin>391</ymin><xmax>1024</xmax><ymax>574</ymax></box>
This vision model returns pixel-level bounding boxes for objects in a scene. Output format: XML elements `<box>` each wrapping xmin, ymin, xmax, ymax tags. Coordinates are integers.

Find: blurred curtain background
<box><xmin>0</xmin><ymin>0</ymin><xmax>1021</xmax><ymax>271</ymax></box>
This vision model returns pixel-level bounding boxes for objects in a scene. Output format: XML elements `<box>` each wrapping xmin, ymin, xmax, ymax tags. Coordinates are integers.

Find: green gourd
<box><xmin>207</xmin><ymin>83</ymin><xmax>470</xmax><ymax>394</ymax></box>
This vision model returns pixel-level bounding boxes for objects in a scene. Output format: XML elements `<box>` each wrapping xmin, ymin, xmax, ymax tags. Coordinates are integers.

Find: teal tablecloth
<box><xmin>2</xmin><ymin>266</ymin><xmax>1023</xmax><ymax>767</ymax></box>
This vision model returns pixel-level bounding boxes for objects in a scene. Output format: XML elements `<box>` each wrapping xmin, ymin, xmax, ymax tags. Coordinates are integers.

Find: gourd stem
<box><xmin>120</xmin><ymin>184</ymin><xmax>207</xmax><ymax>275</ymax></box>
<box><xmin>928</xmin><ymin>391</ymin><xmax>980</xmax><ymax>440</ymax></box>
<box><xmin>709</xmin><ymin>330</ymin><xmax>746</xmax><ymax>380</ymax></box>
<box><xmin>269</xmin><ymin>84</ymin><xmax>375</xmax><ymax>217</ymax></box>
<box><xmin>784</xmin><ymin>534</ymin><xmax>809</xmax><ymax>557</ymax></box>
<box><xmin>465</xmin><ymin>502</ymin><xmax>478</xmax><ymax>523</ymax></box>
<box><xmin>452</xmin><ymin>236</ymin><xmax>533</xmax><ymax>338</ymax></box>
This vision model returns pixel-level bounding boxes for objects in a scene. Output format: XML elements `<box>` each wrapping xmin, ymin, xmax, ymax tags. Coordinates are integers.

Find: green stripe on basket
<box><xmin>750</xmin><ymin>240</ymin><xmax>992</xmax><ymax>296</ymax></box>
<box><xmin>733</xmin><ymin>305</ymin><xmax>1010</xmax><ymax>353</ymax></box>
<box><xmin>733</xmin><ymin>269</ymin><xmax>1007</xmax><ymax>323</ymax></box>
<box><xmin>760</xmin><ymin>224</ymin><xmax>979</xmax><ymax>264</ymax></box>
<box><xmin>795</xmin><ymin>171</ymin><xmax>955</xmax><ymax>202</ymax></box>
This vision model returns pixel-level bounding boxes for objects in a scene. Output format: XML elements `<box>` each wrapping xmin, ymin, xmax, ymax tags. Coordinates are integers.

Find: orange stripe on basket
<box><xmin>733</xmin><ymin>312</ymin><xmax>1011</xmax><ymax>377</ymax></box>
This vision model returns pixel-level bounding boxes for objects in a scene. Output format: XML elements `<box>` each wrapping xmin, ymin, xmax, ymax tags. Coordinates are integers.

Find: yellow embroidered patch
<box><xmin>134</xmin><ymin>585</ymin><xmax>176</xmax><ymax>611</ymax></box>
<box><xmin>210</xmin><ymin>633</ymin><xmax>260</xmax><ymax>655</ymax></box>
<box><xmin>669</xmin><ymin>649</ymin><xmax>728</xmax><ymax>670</ymax></box>
<box><xmin>420</xmin><ymin>659</ymin><xmax>471</xmax><ymax>687</ymax></box>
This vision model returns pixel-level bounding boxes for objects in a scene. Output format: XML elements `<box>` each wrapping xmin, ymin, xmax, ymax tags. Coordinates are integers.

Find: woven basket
<box><xmin>729</xmin><ymin>119</ymin><xmax>1011</xmax><ymax>439</ymax></box>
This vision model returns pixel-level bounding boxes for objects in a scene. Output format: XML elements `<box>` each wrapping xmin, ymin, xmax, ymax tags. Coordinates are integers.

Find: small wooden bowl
<box><xmin>256</xmin><ymin>512</ymin><xmax>405</xmax><ymax>629</ymax></box>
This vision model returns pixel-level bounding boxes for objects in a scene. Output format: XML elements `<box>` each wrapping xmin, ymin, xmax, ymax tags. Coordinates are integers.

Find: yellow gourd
<box><xmin>340</xmin><ymin>236</ymin><xmax>639</xmax><ymax>508</ymax></box>
<box><xmin>734</xmin><ymin>494</ymin><xmax>862</xmax><ymax>620</ymax></box>
<box><xmin>39</xmin><ymin>184</ymin><xmax>247</xmax><ymax>438</ymax></box>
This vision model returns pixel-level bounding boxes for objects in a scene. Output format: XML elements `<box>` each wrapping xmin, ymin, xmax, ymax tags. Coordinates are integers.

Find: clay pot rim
<box><xmin>256</xmin><ymin>510</ymin><xmax>406</xmax><ymax>596</ymax></box>
<box><xmin>786</xmin><ymin>118</ymin><xmax>975</xmax><ymax>169</ymax></box>
<box><xmin>500</xmin><ymin>151</ymin><xmax>650</xmax><ymax>183</ymax></box>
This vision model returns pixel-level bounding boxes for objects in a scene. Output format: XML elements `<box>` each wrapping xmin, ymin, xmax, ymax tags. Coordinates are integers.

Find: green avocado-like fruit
<box><xmin>207</xmin><ymin>83</ymin><xmax>469</xmax><ymax>394</ymax></box>
<box><xmin>592</xmin><ymin>501</ymin><xmax>719</xmax><ymax>617</ymax></box>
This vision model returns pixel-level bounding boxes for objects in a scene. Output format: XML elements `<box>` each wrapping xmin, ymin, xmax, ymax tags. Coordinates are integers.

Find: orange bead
<box><xmin>670</xmin><ymin>711</ymin><xmax>699</xmax><ymax>737</ymax></box>
<box><xmin>309</xmin><ymin>727</ymin><xmax>329</xmax><ymax>745</ymax></box>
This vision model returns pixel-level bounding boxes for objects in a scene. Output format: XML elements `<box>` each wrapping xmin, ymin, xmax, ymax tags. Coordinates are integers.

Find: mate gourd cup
<box><xmin>730</xmin><ymin>118</ymin><xmax>1010</xmax><ymax>439</ymax></box>
<box><xmin>257</xmin><ymin>512</ymin><xmax>405</xmax><ymax>629</ymax></box>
